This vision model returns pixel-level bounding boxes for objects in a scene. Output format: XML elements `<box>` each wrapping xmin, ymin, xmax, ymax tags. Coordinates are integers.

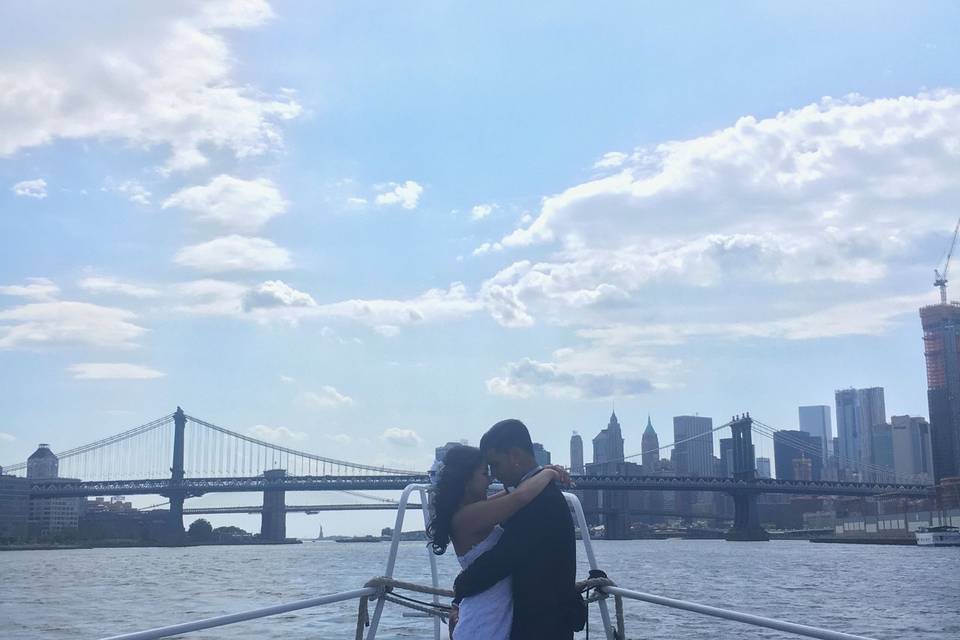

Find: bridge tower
<box><xmin>261</xmin><ymin>469</ymin><xmax>287</xmax><ymax>541</ymax></box>
<box><xmin>725</xmin><ymin>414</ymin><xmax>769</xmax><ymax>541</ymax></box>
<box><xmin>165</xmin><ymin>407</ymin><xmax>187</xmax><ymax>537</ymax></box>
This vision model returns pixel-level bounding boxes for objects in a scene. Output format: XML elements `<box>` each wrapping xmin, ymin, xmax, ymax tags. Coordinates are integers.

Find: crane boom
<box><xmin>934</xmin><ymin>216</ymin><xmax>960</xmax><ymax>304</ymax></box>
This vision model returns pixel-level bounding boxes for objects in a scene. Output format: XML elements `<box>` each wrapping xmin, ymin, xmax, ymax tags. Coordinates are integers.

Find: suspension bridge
<box><xmin>2</xmin><ymin>408</ymin><xmax>934</xmax><ymax>542</ymax></box>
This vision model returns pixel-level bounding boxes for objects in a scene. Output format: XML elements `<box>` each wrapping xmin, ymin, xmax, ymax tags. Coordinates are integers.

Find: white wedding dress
<box><xmin>453</xmin><ymin>525</ymin><xmax>513</xmax><ymax>640</ymax></box>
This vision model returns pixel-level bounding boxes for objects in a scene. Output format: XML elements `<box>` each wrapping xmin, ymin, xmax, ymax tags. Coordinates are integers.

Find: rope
<box><xmin>578</xmin><ymin>570</ymin><xmax>626</xmax><ymax>640</ymax></box>
<box><xmin>355</xmin><ymin>576</ymin><xmax>455</xmax><ymax>638</ymax></box>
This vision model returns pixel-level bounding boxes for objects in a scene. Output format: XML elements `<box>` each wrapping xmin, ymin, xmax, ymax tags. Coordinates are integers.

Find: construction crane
<box><xmin>935</xmin><ymin>216</ymin><xmax>960</xmax><ymax>304</ymax></box>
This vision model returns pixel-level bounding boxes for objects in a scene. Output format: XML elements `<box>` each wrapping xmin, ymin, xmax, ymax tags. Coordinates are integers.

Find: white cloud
<box><xmin>172</xmin><ymin>279</ymin><xmax>246</xmax><ymax>315</ymax></box>
<box><xmin>375</xmin><ymin>181</ymin><xmax>423</xmax><ymax>209</ymax></box>
<box><xmin>324</xmin><ymin>433</ymin><xmax>352</xmax><ymax>446</ymax></box>
<box><xmin>0</xmin><ymin>277</ymin><xmax>59</xmax><ymax>301</ymax></box>
<box><xmin>0</xmin><ymin>301</ymin><xmax>146</xmax><ymax>349</ymax></box>
<box><xmin>472</xmin><ymin>242</ymin><xmax>503</xmax><ymax>257</ymax></box>
<box><xmin>279</xmin><ymin>374</ymin><xmax>295</xmax><ymax>384</ymax></box>
<box><xmin>300</xmin><ymin>386</ymin><xmax>354</xmax><ymax>408</ymax></box>
<box><xmin>243</xmin><ymin>280</ymin><xmax>316</xmax><ymax>311</ymax></box>
<box><xmin>486</xmin><ymin>357</ymin><xmax>654</xmax><ymax>400</ymax></box>
<box><xmin>247</xmin><ymin>424</ymin><xmax>308</xmax><ymax>443</ymax></box>
<box><xmin>11</xmin><ymin>178</ymin><xmax>47</xmax><ymax>199</ymax></box>
<box><xmin>68</xmin><ymin>362</ymin><xmax>165</xmax><ymax>380</ymax></box>
<box><xmin>103</xmin><ymin>179</ymin><xmax>151</xmax><ymax>205</ymax></box>
<box><xmin>163</xmin><ymin>175</ymin><xmax>287</xmax><ymax>232</ymax></box>
<box><xmin>470</xmin><ymin>203</ymin><xmax>496</xmax><ymax>220</ymax></box>
<box><xmin>0</xmin><ymin>432</ymin><xmax>15</xmax><ymax>442</ymax></box>
<box><xmin>346</xmin><ymin>196</ymin><xmax>368</xmax><ymax>209</ymax></box>
<box><xmin>0</xmin><ymin>1</ymin><xmax>300</xmax><ymax>172</ymax></box>
<box><xmin>593</xmin><ymin>151</ymin><xmax>628</xmax><ymax>169</ymax></box>
<box><xmin>79</xmin><ymin>277</ymin><xmax>159</xmax><ymax>299</ymax></box>
<box><xmin>381</xmin><ymin>427</ymin><xmax>422</xmax><ymax>448</ymax></box>
<box><xmin>174</xmin><ymin>235</ymin><xmax>293</xmax><ymax>272</ymax></box>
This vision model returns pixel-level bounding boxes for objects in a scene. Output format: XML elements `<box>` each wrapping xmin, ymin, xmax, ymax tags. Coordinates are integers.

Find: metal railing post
<box><xmin>419</xmin><ymin>487</ymin><xmax>442</xmax><ymax>640</ymax></box>
<box><xmin>564</xmin><ymin>492</ymin><xmax>616</xmax><ymax>640</ymax></box>
<box><xmin>366</xmin><ymin>483</ymin><xmax>428</xmax><ymax>640</ymax></box>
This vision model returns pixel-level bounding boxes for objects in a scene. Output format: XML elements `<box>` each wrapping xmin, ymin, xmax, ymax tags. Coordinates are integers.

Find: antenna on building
<box><xmin>934</xmin><ymin>215</ymin><xmax>960</xmax><ymax>304</ymax></box>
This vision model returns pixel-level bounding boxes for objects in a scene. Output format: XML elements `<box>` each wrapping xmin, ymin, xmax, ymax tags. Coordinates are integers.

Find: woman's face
<box><xmin>464</xmin><ymin>463</ymin><xmax>491</xmax><ymax>503</ymax></box>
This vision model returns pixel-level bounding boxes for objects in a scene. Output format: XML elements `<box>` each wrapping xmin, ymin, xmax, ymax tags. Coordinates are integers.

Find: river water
<box><xmin>2</xmin><ymin>539</ymin><xmax>957</xmax><ymax>640</ymax></box>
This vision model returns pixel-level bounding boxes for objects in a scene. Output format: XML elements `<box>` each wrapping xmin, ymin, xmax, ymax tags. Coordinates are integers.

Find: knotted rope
<box><xmin>355</xmin><ymin>577</ymin><xmax>455</xmax><ymax>640</ymax></box>
<box><xmin>577</xmin><ymin>570</ymin><xmax>626</xmax><ymax>640</ymax></box>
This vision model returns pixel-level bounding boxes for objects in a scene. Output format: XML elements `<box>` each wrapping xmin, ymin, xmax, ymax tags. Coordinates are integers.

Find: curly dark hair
<box><xmin>426</xmin><ymin>445</ymin><xmax>484</xmax><ymax>555</ymax></box>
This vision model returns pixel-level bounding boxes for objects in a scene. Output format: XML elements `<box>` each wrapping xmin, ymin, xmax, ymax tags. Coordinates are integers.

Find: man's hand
<box><xmin>543</xmin><ymin>464</ymin><xmax>574</xmax><ymax>487</ymax></box>
<box><xmin>447</xmin><ymin>603</ymin><xmax>459</xmax><ymax>638</ymax></box>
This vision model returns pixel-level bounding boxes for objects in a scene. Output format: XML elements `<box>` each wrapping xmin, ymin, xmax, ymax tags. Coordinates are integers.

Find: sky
<box><xmin>2</xmin><ymin>1</ymin><xmax>960</xmax><ymax>536</ymax></box>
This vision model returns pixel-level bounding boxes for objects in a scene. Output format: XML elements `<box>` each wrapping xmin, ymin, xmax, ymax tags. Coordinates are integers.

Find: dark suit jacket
<box><xmin>454</xmin><ymin>479</ymin><xmax>576</xmax><ymax>640</ymax></box>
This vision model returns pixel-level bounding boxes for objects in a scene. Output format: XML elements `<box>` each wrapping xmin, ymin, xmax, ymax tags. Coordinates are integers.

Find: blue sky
<box><xmin>2</xmin><ymin>1</ymin><xmax>960</xmax><ymax>535</ymax></box>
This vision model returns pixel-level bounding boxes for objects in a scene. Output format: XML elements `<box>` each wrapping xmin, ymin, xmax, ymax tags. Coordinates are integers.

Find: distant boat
<box><xmin>334</xmin><ymin>535</ymin><xmax>386</xmax><ymax>543</ymax></box>
<box><xmin>915</xmin><ymin>526</ymin><xmax>960</xmax><ymax>546</ymax></box>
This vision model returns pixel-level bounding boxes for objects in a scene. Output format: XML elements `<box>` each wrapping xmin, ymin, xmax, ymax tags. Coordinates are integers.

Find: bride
<box><xmin>427</xmin><ymin>445</ymin><xmax>571</xmax><ymax>639</ymax></box>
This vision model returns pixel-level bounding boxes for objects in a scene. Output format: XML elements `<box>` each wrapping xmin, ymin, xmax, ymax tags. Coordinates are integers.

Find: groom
<box><xmin>453</xmin><ymin>419</ymin><xmax>580</xmax><ymax>640</ymax></box>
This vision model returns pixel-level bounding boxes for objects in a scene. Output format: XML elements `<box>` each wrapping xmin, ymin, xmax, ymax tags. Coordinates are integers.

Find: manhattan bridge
<box><xmin>3</xmin><ymin>407</ymin><xmax>933</xmax><ymax>542</ymax></box>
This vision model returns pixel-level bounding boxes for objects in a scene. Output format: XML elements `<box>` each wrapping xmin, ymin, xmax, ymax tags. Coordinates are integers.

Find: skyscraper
<box><xmin>672</xmin><ymin>416</ymin><xmax>714</xmax><ymax>476</ymax></box>
<box><xmin>532</xmin><ymin>442</ymin><xmax>551</xmax><ymax>466</ymax></box>
<box><xmin>755</xmin><ymin>457</ymin><xmax>772</xmax><ymax>479</ymax></box>
<box><xmin>920</xmin><ymin>303</ymin><xmax>960</xmax><ymax>482</ymax></box>
<box><xmin>798</xmin><ymin>405</ymin><xmax>833</xmax><ymax>463</ymax></box>
<box><xmin>773</xmin><ymin>430</ymin><xmax>823</xmax><ymax>481</ymax></box>
<box><xmin>835</xmin><ymin>387</ymin><xmax>886</xmax><ymax>479</ymax></box>
<box><xmin>891</xmin><ymin>415</ymin><xmax>934</xmax><ymax>484</ymax></box>
<box><xmin>592</xmin><ymin>411</ymin><xmax>625</xmax><ymax>464</ymax></box>
<box><xmin>570</xmin><ymin>432</ymin><xmax>584</xmax><ymax>475</ymax></box>
<box><xmin>641</xmin><ymin>416</ymin><xmax>659</xmax><ymax>473</ymax></box>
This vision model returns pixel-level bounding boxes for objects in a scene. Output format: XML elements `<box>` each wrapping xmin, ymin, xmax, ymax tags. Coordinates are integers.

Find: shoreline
<box><xmin>0</xmin><ymin>539</ymin><xmax>303</xmax><ymax>552</ymax></box>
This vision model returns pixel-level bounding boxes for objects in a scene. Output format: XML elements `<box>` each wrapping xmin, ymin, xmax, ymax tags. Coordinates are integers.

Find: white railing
<box><xmin>99</xmin><ymin>483</ymin><xmax>884</xmax><ymax>640</ymax></box>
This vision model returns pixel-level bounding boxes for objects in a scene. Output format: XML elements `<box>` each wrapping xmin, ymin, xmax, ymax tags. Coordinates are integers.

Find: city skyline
<box><xmin>3</xmin><ymin>1</ymin><xmax>960</xmax><ymax>537</ymax></box>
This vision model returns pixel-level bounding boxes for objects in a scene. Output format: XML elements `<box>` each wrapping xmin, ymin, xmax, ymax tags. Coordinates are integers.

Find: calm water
<box><xmin>1</xmin><ymin>540</ymin><xmax>957</xmax><ymax>640</ymax></box>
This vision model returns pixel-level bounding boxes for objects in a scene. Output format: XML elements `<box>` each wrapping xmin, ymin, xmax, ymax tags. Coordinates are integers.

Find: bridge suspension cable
<box><xmin>185</xmin><ymin>414</ymin><xmax>415</xmax><ymax>476</ymax></box>
<box><xmin>614</xmin><ymin>419</ymin><xmax>735</xmax><ymax>464</ymax></box>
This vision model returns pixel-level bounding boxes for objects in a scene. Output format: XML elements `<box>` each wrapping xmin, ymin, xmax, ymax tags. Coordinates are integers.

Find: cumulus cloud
<box><xmin>375</xmin><ymin>181</ymin><xmax>423</xmax><ymax>209</ymax></box>
<box><xmin>0</xmin><ymin>432</ymin><xmax>15</xmax><ymax>442</ymax></box>
<box><xmin>593</xmin><ymin>151</ymin><xmax>628</xmax><ymax>169</ymax></box>
<box><xmin>0</xmin><ymin>277</ymin><xmax>59</xmax><ymax>301</ymax></box>
<box><xmin>247</xmin><ymin>424</ymin><xmax>308</xmax><ymax>443</ymax></box>
<box><xmin>243</xmin><ymin>280</ymin><xmax>316</xmax><ymax>311</ymax></box>
<box><xmin>471</xmin><ymin>203</ymin><xmax>496</xmax><ymax>220</ymax></box>
<box><xmin>103</xmin><ymin>179</ymin><xmax>151</xmax><ymax>205</ymax></box>
<box><xmin>300</xmin><ymin>386</ymin><xmax>354</xmax><ymax>408</ymax></box>
<box><xmin>11</xmin><ymin>178</ymin><xmax>47</xmax><ymax>198</ymax></box>
<box><xmin>477</xmin><ymin>91</ymin><xmax>960</xmax><ymax>333</ymax></box>
<box><xmin>68</xmin><ymin>362</ymin><xmax>165</xmax><ymax>380</ymax></box>
<box><xmin>486</xmin><ymin>357</ymin><xmax>654</xmax><ymax>399</ymax></box>
<box><xmin>0</xmin><ymin>301</ymin><xmax>146</xmax><ymax>349</ymax></box>
<box><xmin>174</xmin><ymin>235</ymin><xmax>293</xmax><ymax>272</ymax></box>
<box><xmin>163</xmin><ymin>175</ymin><xmax>287</xmax><ymax>232</ymax></box>
<box><xmin>381</xmin><ymin>427</ymin><xmax>422</xmax><ymax>448</ymax></box>
<box><xmin>0</xmin><ymin>1</ymin><xmax>300</xmax><ymax>172</ymax></box>
<box><xmin>79</xmin><ymin>277</ymin><xmax>159</xmax><ymax>299</ymax></box>
<box><xmin>172</xmin><ymin>279</ymin><xmax>247</xmax><ymax>315</ymax></box>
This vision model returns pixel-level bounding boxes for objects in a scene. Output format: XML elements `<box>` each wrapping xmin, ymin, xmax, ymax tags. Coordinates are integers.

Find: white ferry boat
<box><xmin>915</xmin><ymin>525</ymin><xmax>960</xmax><ymax>546</ymax></box>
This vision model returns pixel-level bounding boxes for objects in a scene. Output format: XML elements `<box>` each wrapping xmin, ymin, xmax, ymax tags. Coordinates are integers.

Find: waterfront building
<box><xmin>532</xmin><ymin>442</ymin><xmax>551</xmax><ymax>466</ymax></box>
<box><xmin>0</xmin><ymin>474</ymin><xmax>29</xmax><ymax>541</ymax></box>
<box><xmin>24</xmin><ymin>444</ymin><xmax>82</xmax><ymax>539</ymax></box>
<box><xmin>718</xmin><ymin>438</ymin><xmax>734</xmax><ymax>477</ymax></box>
<box><xmin>640</xmin><ymin>416</ymin><xmax>659</xmax><ymax>473</ymax></box>
<box><xmin>773</xmin><ymin>431</ymin><xmax>823</xmax><ymax>481</ymax></box>
<box><xmin>27</xmin><ymin>443</ymin><xmax>58</xmax><ymax>479</ymax></box>
<box><xmin>434</xmin><ymin>440</ymin><xmax>468</xmax><ymax>463</ymax></box>
<box><xmin>672</xmin><ymin>416</ymin><xmax>714</xmax><ymax>476</ymax></box>
<box><xmin>592</xmin><ymin>411</ymin><xmax>625</xmax><ymax>464</ymax></box>
<box><xmin>569</xmin><ymin>432</ymin><xmax>584</xmax><ymax>475</ymax></box>
<box><xmin>891</xmin><ymin>415</ymin><xmax>934</xmax><ymax>483</ymax></box>
<box><xmin>756</xmin><ymin>457</ymin><xmax>772</xmax><ymax>478</ymax></box>
<box><xmin>835</xmin><ymin>387</ymin><xmax>886</xmax><ymax>479</ymax></box>
<box><xmin>920</xmin><ymin>303</ymin><xmax>960</xmax><ymax>482</ymax></box>
<box><xmin>870</xmin><ymin>423</ymin><xmax>895</xmax><ymax>481</ymax></box>
<box><xmin>799</xmin><ymin>405</ymin><xmax>833</xmax><ymax>463</ymax></box>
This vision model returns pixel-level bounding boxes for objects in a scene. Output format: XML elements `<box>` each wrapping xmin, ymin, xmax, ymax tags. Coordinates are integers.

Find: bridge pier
<box><xmin>726</xmin><ymin>490</ymin><xmax>769</xmax><ymax>541</ymax></box>
<box><xmin>261</xmin><ymin>469</ymin><xmax>287</xmax><ymax>542</ymax></box>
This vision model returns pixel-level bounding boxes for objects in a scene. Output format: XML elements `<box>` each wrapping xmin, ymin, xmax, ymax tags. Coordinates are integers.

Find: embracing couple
<box><xmin>427</xmin><ymin>419</ymin><xmax>585</xmax><ymax>640</ymax></box>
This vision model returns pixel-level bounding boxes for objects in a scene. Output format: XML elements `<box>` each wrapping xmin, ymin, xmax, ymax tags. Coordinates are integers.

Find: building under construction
<box><xmin>920</xmin><ymin>303</ymin><xmax>960</xmax><ymax>483</ymax></box>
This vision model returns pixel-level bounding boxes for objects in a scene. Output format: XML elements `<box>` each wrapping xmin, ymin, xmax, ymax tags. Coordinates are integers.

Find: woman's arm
<box><xmin>452</xmin><ymin>468</ymin><xmax>560</xmax><ymax>538</ymax></box>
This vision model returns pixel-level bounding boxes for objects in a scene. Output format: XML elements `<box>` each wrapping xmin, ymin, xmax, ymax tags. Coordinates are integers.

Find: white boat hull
<box><xmin>915</xmin><ymin>531</ymin><xmax>960</xmax><ymax>546</ymax></box>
